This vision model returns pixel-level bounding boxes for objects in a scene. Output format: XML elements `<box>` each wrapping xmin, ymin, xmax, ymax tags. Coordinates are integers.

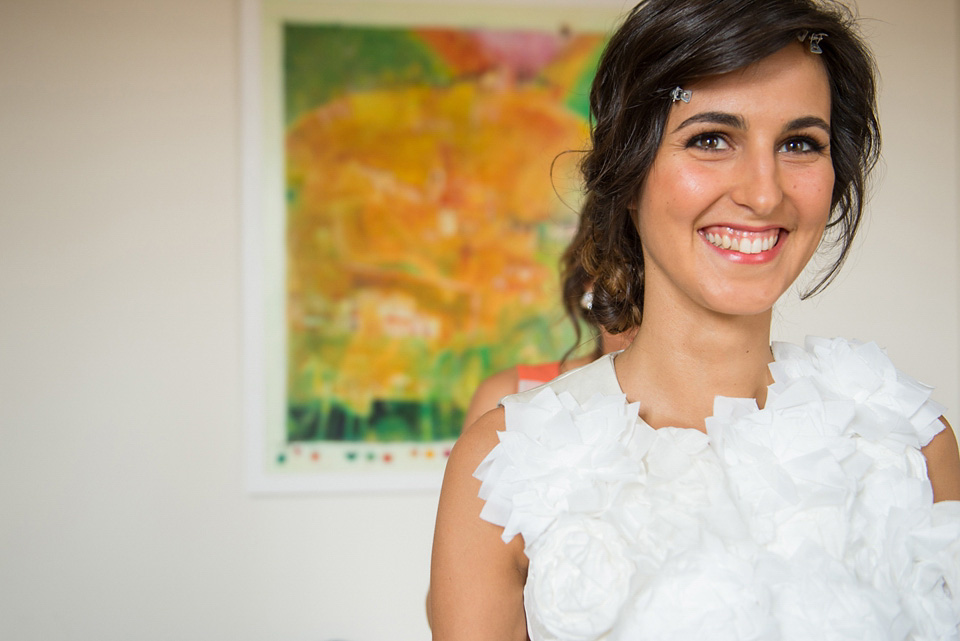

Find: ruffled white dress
<box><xmin>475</xmin><ymin>337</ymin><xmax>960</xmax><ymax>641</ymax></box>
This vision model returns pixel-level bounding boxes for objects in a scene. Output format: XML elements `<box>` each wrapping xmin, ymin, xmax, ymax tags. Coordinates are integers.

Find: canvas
<box><xmin>245</xmin><ymin>1</ymin><xmax>618</xmax><ymax>491</ymax></box>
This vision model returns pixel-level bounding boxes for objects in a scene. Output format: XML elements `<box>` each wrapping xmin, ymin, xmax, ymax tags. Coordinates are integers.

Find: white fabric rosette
<box><xmin>613</xmin><ymin>538</ymin><xmax>779</xmax><ymax>641</ymax></box>
<box><xmin>524</xmin><ymin>516</ymin><xmax>633</xmax><ymax>641</ymax></box>
<box><xmin>475</xmin><ymin>388</ymin><xmax>642</xmax><ymax>546</ymax></box>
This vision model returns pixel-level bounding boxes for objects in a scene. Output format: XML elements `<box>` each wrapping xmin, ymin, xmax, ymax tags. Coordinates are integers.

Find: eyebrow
<box><xmin>784</xmin><ymin>116</ymin><xmax>831</xmax><ymax>135</ymax></box>
<box><xmin>671</xmin><ymin>112</ymin><xmax>831</xmax><ymax>136</ymax></box>
<box><xmin>673</xmin><ymin>111</ymin><xmax>745</xmax><ymax>132</ymax></box>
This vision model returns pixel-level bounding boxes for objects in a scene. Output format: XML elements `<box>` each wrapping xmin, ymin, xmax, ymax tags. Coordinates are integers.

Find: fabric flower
<box><xmin>524</xmin><ymin>516</ymin><xmax>632</xmax><ymax>641</ymax></box>
<box><xmin>475</xmin><ymin>387</ymin><xmax>642</xmax><ymax>544</ymax></box>
<box><xmin>614</xmin><ymin>543</ymin><xmax>778</xmax><ymax>641</ymax></box>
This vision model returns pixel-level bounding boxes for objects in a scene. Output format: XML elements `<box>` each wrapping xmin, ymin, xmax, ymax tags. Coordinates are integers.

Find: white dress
<box><xmin>474</xmin><ymin>337</ymin><xmax>960</xmax><ymax>641</ymax></box>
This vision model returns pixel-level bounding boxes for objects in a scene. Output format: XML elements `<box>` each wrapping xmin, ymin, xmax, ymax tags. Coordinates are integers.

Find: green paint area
<box><xmin>288</xmin><ymin>396</ymin><xmax>466</xmax><ymax>443</ymax></box>
<box><xmin>566</xmin><ymin>42</ymin><xmax>605</xmax><ymax>120</ymax></box>
<box><xmin>284</xmin><ymin>24</ymin><xmax>451</xmax><ymax>125</ymax></box>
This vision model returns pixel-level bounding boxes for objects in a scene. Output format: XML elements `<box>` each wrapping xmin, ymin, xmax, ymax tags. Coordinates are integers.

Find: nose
<box><xmin>730</xmin><ymin>148</ymin><xmax>783</xmax><ymax>216</ymax></box>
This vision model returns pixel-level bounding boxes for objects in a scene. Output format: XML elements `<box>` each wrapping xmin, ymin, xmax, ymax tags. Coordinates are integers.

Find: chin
<box><xmin>700</xmin><ymin>290</ymin><xmax>781</xmax><ymax>319</ymax></box>
<box><xmin>714</xmin><ymin>304</ymin><xmax>775</xmax><ymax>319</ymax></box>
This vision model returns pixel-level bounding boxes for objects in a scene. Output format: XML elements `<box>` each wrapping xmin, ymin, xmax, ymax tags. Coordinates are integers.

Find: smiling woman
<box><xmin>428</xmin><ymin>1</ymin><xmax>960</xmax><ymax>640</ymax></box>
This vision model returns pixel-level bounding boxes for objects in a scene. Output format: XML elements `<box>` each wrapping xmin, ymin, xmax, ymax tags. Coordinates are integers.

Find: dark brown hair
<box><xmin>559</xmin><ymin>205</ymin><xmax>602</xmax><ymax>362</ymax></box>
<box><xmin>563</xmin><ymin>0</ymin><xmax>880</xmax><ymax>334</ymax></box>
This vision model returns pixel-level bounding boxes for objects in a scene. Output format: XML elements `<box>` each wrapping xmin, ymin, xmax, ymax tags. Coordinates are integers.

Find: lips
<box><xmin>702</xmin><ymin>226</ymin><xmax>782</xmax><ymax>255</ymax></box>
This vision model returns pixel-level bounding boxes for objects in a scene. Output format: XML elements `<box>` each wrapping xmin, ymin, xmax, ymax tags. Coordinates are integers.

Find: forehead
<box><xmin>669</xmin><ymin>43</ymin><xmax>831</xmax><ymax>126</ymax></box>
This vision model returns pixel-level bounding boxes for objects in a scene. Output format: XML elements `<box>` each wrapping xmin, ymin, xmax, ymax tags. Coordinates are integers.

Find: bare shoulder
<box><xmin>430</xmin><ymin>407</ymin><xmax>528</xmax><ymax>640</ymax></box>
<box><xmin>922</xmin><ymin>416</ymin><xmax>960</xmax><ymax>502</ymax></box>
<box><xmin>559</xmin><ymin>354</ymin><xmax>592</xmax><ymax>373</ymax></box>
<box><xmin>462</xmin><ymin>367</ymin><xmax>519</xmax><ymax>430</ymax></box>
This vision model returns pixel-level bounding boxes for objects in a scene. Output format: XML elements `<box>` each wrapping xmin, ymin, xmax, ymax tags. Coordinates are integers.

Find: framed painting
<box><xmin>242</xmin><ymin>0</ymin><xmax>623</xmax><ymax>492</ymax></box>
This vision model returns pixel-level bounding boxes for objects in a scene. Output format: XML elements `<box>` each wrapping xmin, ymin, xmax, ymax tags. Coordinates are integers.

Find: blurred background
<box><xmin>0</xmin><ymin>0</ymin><xmax>956</xmax><ymax>639</ymax></box>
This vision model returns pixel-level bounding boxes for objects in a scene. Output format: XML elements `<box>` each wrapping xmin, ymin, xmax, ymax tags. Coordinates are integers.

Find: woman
<box><xmin>430</xmin><ymin>1</ymin><xmax>960</xmax><ymax>639</ymax></box>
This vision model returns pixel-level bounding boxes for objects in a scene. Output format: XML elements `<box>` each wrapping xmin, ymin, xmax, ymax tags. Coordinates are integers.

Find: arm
<box><xmin>922</xmin><ymin>416</ymin><xmax>960</xmax><ymax>502</ymax></box>
<box><xmin>430</xmin><ymin>408</ymin><xmax>528</xmax><ymax>641</ymax></box>
<box><xmin>426</xmin><ymin>369</ymin><xmax>519</xmax><ymax>632</ymax></box>
<box><xmin>461</xmin><ymin>368</ymin><xmax>519</xmax><ymax>430</ymax></box>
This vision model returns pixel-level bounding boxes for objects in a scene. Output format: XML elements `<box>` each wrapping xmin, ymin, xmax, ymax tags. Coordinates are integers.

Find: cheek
<box><xmin>790</xmin><ymin>166</ymin><xmax>834</xmax><ymax>225</ymax></box>
<box><xmin>646</xmin><ymin>161</ymin><xmax>718</xmax><ymax>215</ymax></box>
<box><xmin>677</xmin><ymin>170</ymin><xmax>715</xmax><ymax>206</ymax></box>
<box><xmin>671</xmin><ymin>159</ymin><xmax>719</xmax><ymax>198</ymax></box>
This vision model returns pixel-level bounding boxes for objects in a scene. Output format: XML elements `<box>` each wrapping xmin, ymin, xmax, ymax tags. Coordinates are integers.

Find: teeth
<box><xmin>705</xmin><ymin>229</ymin><xmax>779</xmax><ymax>255</ymax></box>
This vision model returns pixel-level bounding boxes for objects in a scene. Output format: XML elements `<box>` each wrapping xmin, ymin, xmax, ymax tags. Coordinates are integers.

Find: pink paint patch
<box><xmin>473</xmin><ymin>31</ymin><xmax>564</xmax><ymax>78</ymax></box>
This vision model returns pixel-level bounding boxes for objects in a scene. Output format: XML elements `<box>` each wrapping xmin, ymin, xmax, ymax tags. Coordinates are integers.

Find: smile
<box><xmin>702</xmin><ymin>226</ymin><xmax>781</xmax><ymax>255</ymax></box>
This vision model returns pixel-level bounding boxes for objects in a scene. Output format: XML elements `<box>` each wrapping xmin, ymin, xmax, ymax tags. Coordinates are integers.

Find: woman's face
<box><xmin>635</xmin><ymin>43</ymin><xmax>834</xmax><ymax>320</ymax></box>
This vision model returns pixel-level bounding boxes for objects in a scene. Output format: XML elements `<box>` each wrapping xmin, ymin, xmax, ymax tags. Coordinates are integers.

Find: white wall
<box><xmin>0</xmin><ymin>1</ymin><xmax>956</xmax><ymax>640</ymax></box>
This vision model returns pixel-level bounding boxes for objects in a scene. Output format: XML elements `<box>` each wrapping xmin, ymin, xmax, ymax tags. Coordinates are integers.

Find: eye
<box><xmin>778</xmin><ymin>137</ymin><xmax>826</xmax><ymax>154</ymax></box>
<box><xmin>687</xmin><ymin>133</ymin><xmax>730</xmax><ymax>151</ymax></box>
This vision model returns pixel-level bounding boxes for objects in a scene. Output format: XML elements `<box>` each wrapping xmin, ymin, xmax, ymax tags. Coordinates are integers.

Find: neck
<box><xmin>615</xmin><ymin>297</ymin><xmax>775</xmax><ymax>431</ymax></box>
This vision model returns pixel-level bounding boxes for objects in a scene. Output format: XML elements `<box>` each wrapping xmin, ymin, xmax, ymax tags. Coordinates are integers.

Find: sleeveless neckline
<box><xmin>505</xmin><ymin>348</ymin><xmax>770</xmax><ymax>433</ymax></box>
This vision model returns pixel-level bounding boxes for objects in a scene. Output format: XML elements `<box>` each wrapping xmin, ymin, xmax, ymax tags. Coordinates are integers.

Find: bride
<box><xmin>430</xmin><ymin>0</ymin><xmax>960</xmax><ymax>639</ymax></box>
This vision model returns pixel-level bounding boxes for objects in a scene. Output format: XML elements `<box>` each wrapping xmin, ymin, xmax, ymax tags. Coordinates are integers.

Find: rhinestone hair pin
<box><xmin>798</xmin><ymin>30</ymin><xmax>827</xmax><ymax>54</ymax></box>
<box><xmin>670</xmin><ymin>86</ymin><xmax>692</xmax><ymax>103</ymax></box>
